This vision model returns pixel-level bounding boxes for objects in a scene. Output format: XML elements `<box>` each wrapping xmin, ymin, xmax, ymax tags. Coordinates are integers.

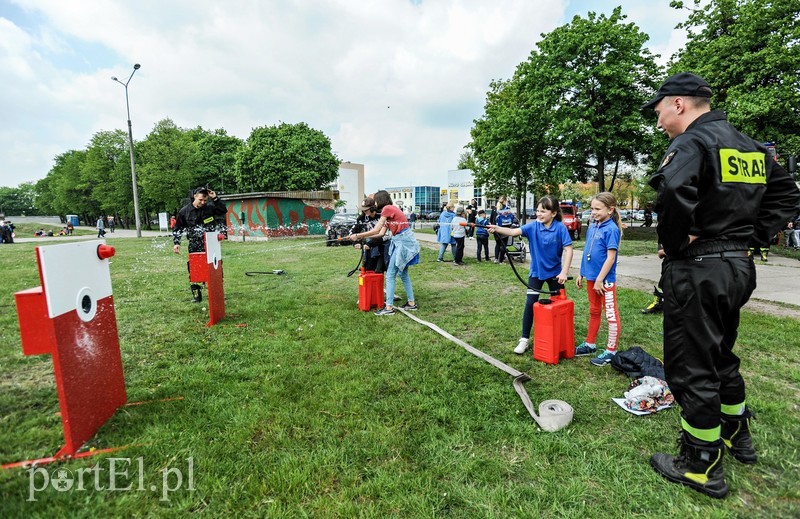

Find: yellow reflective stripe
<box><xmin>684</xmin><ymin>472</ymin><xmax>709</xmax><ymax>485</ymax></box>
<box><xmin>720</xmin><ymin>149</ymin><xmax>767</xmax><ymax>184</ymax></box>
<box><xmin>683</xmin><ymin>448</ymin><xmax>723</xmax><ymax>485</ymax></box>
<box><xmin>720</xmin><ymin>402</ymin><xmax>745</xmax><ymax>416</ymax></box>
<box><xmin>681</xmin><ymin>418</ymin><xmax>720</xmax><ymax>442</ymax></box>
<box><xmin>203</xmin><ymin>216</ymin><xmax>215</xmax><ymax>224</ymax></box>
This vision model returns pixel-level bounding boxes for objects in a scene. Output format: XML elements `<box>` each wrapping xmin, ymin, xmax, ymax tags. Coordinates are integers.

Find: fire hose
<box><xmin>396</xmin><ymin>307</ymin><xmax>574</xmax><ymax>432</ymax></box>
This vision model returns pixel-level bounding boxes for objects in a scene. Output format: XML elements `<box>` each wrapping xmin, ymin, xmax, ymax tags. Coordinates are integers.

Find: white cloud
<box><xmin>0</xmin><ymin>0</ymin><xmax>687</xmax><ymax>197</ymax></box>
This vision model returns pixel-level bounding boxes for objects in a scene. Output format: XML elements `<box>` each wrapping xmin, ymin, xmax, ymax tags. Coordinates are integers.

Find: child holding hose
<box><xmin>489</xmin><ymin>195</ymin><xmax>573</xmax><ymax>354</ymax></box>
<box><xmin>348</xmin><ymin>190</ymin><xmax>421</xmax><ymax>315</ymax></box>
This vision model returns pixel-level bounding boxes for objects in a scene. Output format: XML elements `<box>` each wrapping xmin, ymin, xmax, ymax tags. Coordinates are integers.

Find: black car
<box><xmin>326</xmin><ymin>213</ymin><xmax>358</xmax><ymax>246</ymax></box>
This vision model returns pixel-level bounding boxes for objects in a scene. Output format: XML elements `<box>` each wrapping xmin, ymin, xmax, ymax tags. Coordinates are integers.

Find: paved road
<box><xmin>12</xmin><ymin>227</ymin><xmax>165</xmax><ymax>243</ymax></box>
<box><xmin>413</xmin><ymin>231</ymin><xmax>800</xmax><ymax>308</ymax></box>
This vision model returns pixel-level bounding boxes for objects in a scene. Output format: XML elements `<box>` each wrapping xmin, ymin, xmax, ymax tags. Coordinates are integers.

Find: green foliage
<box><xmin>469</xmin><ymin>7</ymin><xmax>662</xmax><ymax>201</ymax></box>
<box><xmin>456</xmin><ymin>150</ymin><xmax>478</xmax><ymax>171</ymax></box>
<box><xmin>670</xmin><ymin>0</ymin><xmax>800</xmax><ymax>161</ymax></box>
<box><xmin>82</xmin><ymin>130</ymin><xmax>133</xmax><ymax>217</ymax></box>
<box><xmin>192</xmin><ymin>128</ymin><xmax>243</xmax><ymax>194</ymax></box>
<box><xmin>0</xmin><ymin>183</ymin><xmax>38</xmax><ymax>216</ymax></box>
<box><xmin>234</xmin><ymin>122</ymin><xmax>339</xmax><ymax>192</ymax></box>
<box><xmin>137</xmin><ymin>119</ymin><xmax>204</xmax><ymax>214</ymax></box>
<box><xmin>36</xmin><ymin>150</ymin><xmax>95</xmax><ymax>221</ymax></box>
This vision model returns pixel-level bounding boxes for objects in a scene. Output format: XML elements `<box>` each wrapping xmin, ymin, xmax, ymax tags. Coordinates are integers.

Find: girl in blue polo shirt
<box><xmin>575</xmin><ymin>192</ymin><xmax>623</xmax><ymax>366</ymax></box>
<box><xmin>491</xmin><ymin>195</ymin><xmax>574</xmax><ymax>354</ymax></box>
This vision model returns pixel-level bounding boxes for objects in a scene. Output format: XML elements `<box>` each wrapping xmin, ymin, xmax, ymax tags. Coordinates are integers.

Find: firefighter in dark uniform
<box><xmin>643</xmin><ymin>73</ymin><xmax>800</xmax><ymax>498</ymax></box>
<box><xmin>173</xmin><ymin>187</ymin><xmax>228</xmax><ymax>302</ymax></box>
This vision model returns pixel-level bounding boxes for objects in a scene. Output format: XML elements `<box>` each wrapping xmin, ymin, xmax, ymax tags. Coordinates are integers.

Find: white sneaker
<box><xmin>514</xmin><ymin>338</ymin><xmax>530</xmax><ymax>354</ymax></box>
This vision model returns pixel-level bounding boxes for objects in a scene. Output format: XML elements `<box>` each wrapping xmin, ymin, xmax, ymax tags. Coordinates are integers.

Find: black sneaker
<box><xmin>401</xmin><ymin>302</ymin><xmax>418</xmax><ymax>311</ymax></box>
<box><xmin>191</xmin><ymin>284</ymin><xmax>203</xmax><ymax>303</ymax></box>
<box><xmin>374</xmin><ymin>307</ymin><xmax>395</xmax><ymax>316</ymax></box>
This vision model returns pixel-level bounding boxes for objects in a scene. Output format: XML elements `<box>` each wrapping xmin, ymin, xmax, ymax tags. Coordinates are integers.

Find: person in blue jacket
<box><xmin>494</xmin><ymin>196</ymin><xmax>516</xmax><ymax>263</ymax></box>
<box><xmin>436</xmin><ymin>202</ymin><xmax>456</xmax><ymax>262</ymax></box>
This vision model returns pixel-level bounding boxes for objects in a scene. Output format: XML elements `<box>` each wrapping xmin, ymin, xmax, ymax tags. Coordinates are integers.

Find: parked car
<box><xmin>560</xmin><ymin>204</ymin><xmax>581</xmax><ymax>240</ymax></box>
<box><xmin>425</xmin><ymin>211</ymin><xmax>441</xmax><ymax>221</ymax></box>
<box><xmin>581</xmin><ymin>209</ymin><xmax>593</xmax><ymax>223</ymax></box>
<box><xmin>326</xmin><ymin>213</ymin><xmax>358</xmax><ymax>246</ymax></box>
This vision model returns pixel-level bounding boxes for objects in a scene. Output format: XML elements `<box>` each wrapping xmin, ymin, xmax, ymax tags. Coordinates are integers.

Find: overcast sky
<box><xmin>0</xmin><ymin>0</ymin><xmax>690</xmax><ymax>194</ymax></box>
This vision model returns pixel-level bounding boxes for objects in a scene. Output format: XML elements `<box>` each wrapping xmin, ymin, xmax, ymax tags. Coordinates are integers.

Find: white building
<box><xmin>332</xmin><ymin>162</ymin><xmax>365</xmax><ymax>213</ymax></box>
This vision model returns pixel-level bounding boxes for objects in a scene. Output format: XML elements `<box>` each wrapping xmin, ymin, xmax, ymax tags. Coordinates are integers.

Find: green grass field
<box><xmin>0</xmin><ymin>236</ymin><xmax>798</xmax><ymax>517</ymax></box>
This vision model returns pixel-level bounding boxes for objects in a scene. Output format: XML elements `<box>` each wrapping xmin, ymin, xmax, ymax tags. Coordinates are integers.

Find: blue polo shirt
<box><xmin>520</xmin><ymin>220</ymin><xmax>572</xmax><ymax>280</ymax></box>
<box><xmin>580</xmin><ymin>218</ymin><xmax>620</xmax><ymax>283</ymax></box>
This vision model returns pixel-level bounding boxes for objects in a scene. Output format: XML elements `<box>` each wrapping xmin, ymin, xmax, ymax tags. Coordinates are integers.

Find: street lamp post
<box><xmin>111</xmin><ymin>63</ymin><xmax>142</xmax><ymax>238</ymax></box>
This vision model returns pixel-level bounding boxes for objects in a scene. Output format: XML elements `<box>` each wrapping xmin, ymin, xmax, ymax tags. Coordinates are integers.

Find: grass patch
<box><xmin>0</xmin><ymin>237</ymin><xmax>798</xmax><ymax>516</ymax></box>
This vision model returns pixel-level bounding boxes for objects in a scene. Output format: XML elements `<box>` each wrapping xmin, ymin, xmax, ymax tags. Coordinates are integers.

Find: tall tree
<box><xmin>137</xmin><ymin>118</ymin><xmax>204</xmax><ymax>214</ymax></box>
<box><xmin>192</xmin><ymin>128</ymin><xmax>243</xmax><ymax>194</ymax></box>
<box><xmin>456</xmin><ymin>150</ymin><xmax>478</xmax><ymax>172</ymax></box>
<box><xmin>468</xmin><ymin>8</ymin><xmax>662</xmax><ymax>203</ymax></box>
<box><xmin>669</xmin><ymin>0</ymin><xmax>800</xmax><ymax>160</ymax></box>
<box><xmin>534</xmin><ymin>7</ymin><xmax>662</xmax><ymax>192</ymax></box>
<box><xmin>0</xmin><ymin>182</ymin><xmax>39</xmax><ymax>216</ymax></box>
<box><xmin>82</xmin><ymin>130</ymin><xmax>133</xmax><ymax>220</ymax></box>
<box><xmin>234</xmin><ymin>122</ymin><xmax>339</xmax><ymax>192</ymax></box>
<box><xmin>38</xmin><ymin>150</ymin><xmax>94</xmax><ymax>221</ymax></box>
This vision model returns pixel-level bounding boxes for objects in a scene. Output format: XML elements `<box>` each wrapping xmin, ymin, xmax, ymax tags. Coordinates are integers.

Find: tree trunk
<box><xmin>609</xmin><ymin>158</ymin><xmax>620</xmax><ymax>193</ymax></box>
<box><xmin>597</xmin><ymin>156</ymin><xmax>606</xmax><ymax>192</ymax></box>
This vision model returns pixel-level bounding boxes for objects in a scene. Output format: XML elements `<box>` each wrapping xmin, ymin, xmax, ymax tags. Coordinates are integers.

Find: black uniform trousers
<box><xmin>662</xmin><ymin>253</ymin><xmax>756</xmax><ymax>438</ymax></box>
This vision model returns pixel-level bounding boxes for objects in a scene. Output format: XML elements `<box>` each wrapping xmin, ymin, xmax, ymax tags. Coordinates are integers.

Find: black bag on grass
<box><xmin>610</xmin><ymin>346</ymin><xmax>665</xmax><ymax>380</ymax></box>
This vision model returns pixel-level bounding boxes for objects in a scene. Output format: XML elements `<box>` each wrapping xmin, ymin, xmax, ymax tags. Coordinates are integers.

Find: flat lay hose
<box><xmin>396</xmin><ymin>308</ymin><xmax>573</xmax><ymax>432</ymax></box>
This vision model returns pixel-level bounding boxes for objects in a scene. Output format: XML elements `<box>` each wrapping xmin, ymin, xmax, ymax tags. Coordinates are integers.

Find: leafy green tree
<box><xmin>192</xmin><ymin>128</ymin><xmax>243</xmax><ymax>194</ymax></box>
<box><xmin>533</xmin><ymin>7</ymin><xmax>662</xmax><ymax>192</ymax></box>
<box><xmin>469</xmin><ymin>75</ymin><xmax>553</xmax><ymax>219</ymax></box>
<box><xmin>82</xmin><ymin>130</ymin><xmax>134</xmax><ymax>222</ymax></box>
<box><xmin>456</xmin><ymin>150</ymin><xmax>478</xmax><ymax>171</ymax></box>
<box><xmin>0</xmin><ymin>182</ymin><xmax>39</xmax><ymax>216</ymax></box>
<box><xmin>38</xmin><ymin>150</ymin><xmax>94</xmax><ymax>223</ymax></box>
<box><xmin>234</xmin><ymin>122</ymin><xmax>339</xmax><ymax>192</ymax></box>
<box><xmin>468</xmin><ymin>7</ymin><xmax>662</xmax><ymax>207</ymax></box>
<box><xmin>137</xmin><ymin>118</ymin><xmax>204</xmax><ymax>215</ymax></box>
<box><xmin>669</xmin><ymin>0</ymin><xmax>800</xmax><ymax>161</ymax></box>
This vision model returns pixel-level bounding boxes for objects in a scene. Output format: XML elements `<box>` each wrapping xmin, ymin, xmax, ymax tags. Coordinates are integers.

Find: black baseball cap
<box><xmin>193</xmin><ymin>186</ymin><xmax>209</xmax><ymax>195</ymax></box>
<box><xmin>641</xmin><ymin>72</ymin><xmax>712</xmax><ymax>110</ymax></box>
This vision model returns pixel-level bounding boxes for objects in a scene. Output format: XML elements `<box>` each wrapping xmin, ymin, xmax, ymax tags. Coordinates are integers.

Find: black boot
<box><xmin>650</xmin><ymin>432</ymin><xmax>729</xmax><ymax>499</ymax></box>
<box><xmin>721</xmin><ymin>409</ymin><xmax>757</xmax><ymax>464</ymax></box>
<box><xmin>191</xmin><ymin>284</ymin><xmax>203</xmax><ymax>303</ymax></box>
<box><xmin>641</xmin><ymin>286</ymin><xmax>664</xmax><ymax>314</ymax></box>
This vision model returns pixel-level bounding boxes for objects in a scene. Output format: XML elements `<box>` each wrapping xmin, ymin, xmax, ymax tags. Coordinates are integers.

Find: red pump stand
<box><xmin>11</xmin><ymin>240</ymin><xmax>126</xmax><ymax>460</ymax></box>
<box><xmin>188</xmin><ymin>232</ymin><xmax>226</xmax><ymax>326</ymax></box>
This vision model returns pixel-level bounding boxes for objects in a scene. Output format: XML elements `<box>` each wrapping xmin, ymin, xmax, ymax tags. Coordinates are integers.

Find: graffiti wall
<box><xmin>225</xmin><ymin>197</ymin><xmax>334</xmax><ymax>238</ymax></box>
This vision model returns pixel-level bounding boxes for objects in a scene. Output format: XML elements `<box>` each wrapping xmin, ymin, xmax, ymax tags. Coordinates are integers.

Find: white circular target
<box><xmin>75</xmin><ymin>286</ymin><xmax>97</xmax><ymax>322</ymax></box>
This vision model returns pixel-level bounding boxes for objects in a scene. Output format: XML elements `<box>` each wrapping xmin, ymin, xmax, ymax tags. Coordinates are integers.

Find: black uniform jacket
<box><xmin>648</xmin><ymin>110</ymin><xmax>800</xmax><ymax>258</ymax></box>
<box><xmin>172</xmin><ymin>198</ymin><xmax>228</xmax><ymax>248</ymax></box>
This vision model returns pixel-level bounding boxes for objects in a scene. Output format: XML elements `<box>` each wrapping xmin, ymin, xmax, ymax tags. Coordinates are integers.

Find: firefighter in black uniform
<box><xmin>643</xmin><ymin>73</ymin><xmax>800</xmax><ymax>498</ymax></box>
<box><xmin>173</xmin><ymin>187</ymin><xmax>228</xmax><ymax>302</ymax></box>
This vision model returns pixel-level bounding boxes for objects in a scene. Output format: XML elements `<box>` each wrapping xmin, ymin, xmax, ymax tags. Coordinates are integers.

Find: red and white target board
<box><xmin>188</xmin><ymin>232</ymin><xmax>225</xmax><ymax>326</ymax></box>
<box><xmin>13</xmin><ymin>240</ymin><xmax>126</xmax><ymax>458</ymax></box>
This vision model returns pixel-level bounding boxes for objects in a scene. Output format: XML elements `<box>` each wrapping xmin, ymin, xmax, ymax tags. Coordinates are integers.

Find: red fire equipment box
<box><xmin>358</xmin><ymin>271</ymin><xmax>384</xmax><ymax>311</ymax></box>
<box><xmin>533</xmin><ymin>289</ymin><xmax>575</xmax><ymax>365</ymax></box>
